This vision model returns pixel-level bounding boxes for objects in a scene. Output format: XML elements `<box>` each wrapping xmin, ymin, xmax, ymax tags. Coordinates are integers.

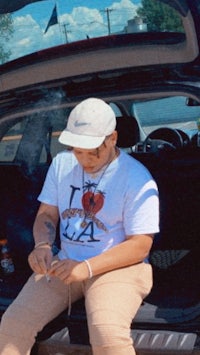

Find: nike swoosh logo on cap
<box><xmin>74</xmin><ymin>120</ymin><xmax>89</xmax><ymax>127</ymax></box>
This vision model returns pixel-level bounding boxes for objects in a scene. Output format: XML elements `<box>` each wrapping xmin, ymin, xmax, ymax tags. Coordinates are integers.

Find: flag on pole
<box><xmin>44</xmin><ymin>5</ymin><xmax>58</xmax><ymax>34</ymax></box>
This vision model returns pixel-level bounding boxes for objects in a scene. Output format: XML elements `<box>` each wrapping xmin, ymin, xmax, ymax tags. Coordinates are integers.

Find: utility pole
<box><xmin>101</xmin><ymin>8</ymin><xmax>114</xmax><ymax>35</ymax></box>
<box><xmin>61</xmin><ymin>23</ymin><xmax>71</xmax><ymax>43</ymax></box>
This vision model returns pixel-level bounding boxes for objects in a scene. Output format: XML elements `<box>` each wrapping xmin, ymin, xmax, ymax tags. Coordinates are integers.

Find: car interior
<box><xmin>0</xmin><ymin>90</ymin><xmax>200</xmax><ymax>352</ymax></box>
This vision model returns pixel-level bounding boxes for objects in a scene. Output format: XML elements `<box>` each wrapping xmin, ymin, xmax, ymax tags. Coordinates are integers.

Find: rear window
<box><xmin>1</xmin><ymin>0</ymin><xmax>184</xmax><ymax>64</ymax></box>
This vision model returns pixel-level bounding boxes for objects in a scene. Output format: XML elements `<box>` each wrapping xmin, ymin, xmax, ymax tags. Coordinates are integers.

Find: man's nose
<box><xmin>79</xmin><ymin>154</ymin><xmax>93</xmax><ymax>166</ymax></box>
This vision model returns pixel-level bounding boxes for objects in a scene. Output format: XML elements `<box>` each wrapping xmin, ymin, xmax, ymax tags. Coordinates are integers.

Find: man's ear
<box><xmin>111</xmin><ymin>130</ymin><xmax>118</xmax><ymax>145</ymax></box>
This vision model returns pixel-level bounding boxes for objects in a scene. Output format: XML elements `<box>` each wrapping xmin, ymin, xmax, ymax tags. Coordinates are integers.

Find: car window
<box><xmin>133</xmin><ymin>96</ymin><xmax>200</xmax><ymax>135</ymax></box>
<box><xmin>0</xmin><ymin>109</ymin><xmax>68</xmax><ymax>163</ymax></box>
<box><xmin>1</xmin><ymin>94</ymin><xmax>200</xmax><ymax>164</ymax></box>
<box><xmin>1</xmin><ymin>0</ymin><xmax>184</xmax><ymax>64</ymax></box>
<box><xmin>0</xmin><ymin>120</ymin><xmax>28</xmax><ymax>162</ymax></box>
<box><xmin>0</xmin><ymin>102</ymin><xmax>128</xmax><ymax>164</ymax></box>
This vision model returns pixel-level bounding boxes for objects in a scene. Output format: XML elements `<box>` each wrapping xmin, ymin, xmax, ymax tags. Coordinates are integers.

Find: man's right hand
<box><xmin>28</xmin><ymin>246</ymin><xmax>53</xmax><ymax>274</ymax></box>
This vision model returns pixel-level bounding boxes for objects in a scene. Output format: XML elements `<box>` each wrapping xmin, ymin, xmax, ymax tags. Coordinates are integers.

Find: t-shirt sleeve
<box><xmin>38</xmin><ymin>159</ymin><xmax>58</xmax><ymax>206</ymax></box>
<box><xmin>124</xmin><ymin>174</ymin><xmax>159</xmax><ymax>236</ymax></box>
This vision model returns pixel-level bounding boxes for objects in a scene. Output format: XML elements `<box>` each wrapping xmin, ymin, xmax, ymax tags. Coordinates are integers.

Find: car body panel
<box><xmin>0</xmin><ymin>0</ymin><xmax>47</xmax><ymax>14</ymax></box>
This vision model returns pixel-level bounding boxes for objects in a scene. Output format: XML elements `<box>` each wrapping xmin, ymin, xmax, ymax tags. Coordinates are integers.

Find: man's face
<box><xmin>73</xmin><ymin>131</ymin><xmax>118</xmax><ymax>174</ymax></box>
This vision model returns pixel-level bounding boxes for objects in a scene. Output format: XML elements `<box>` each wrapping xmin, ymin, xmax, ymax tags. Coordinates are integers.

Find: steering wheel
<box><xmin>143</xmin><ymin>127</ymin><xmax>183</xmax><ymax>153</ymax></box>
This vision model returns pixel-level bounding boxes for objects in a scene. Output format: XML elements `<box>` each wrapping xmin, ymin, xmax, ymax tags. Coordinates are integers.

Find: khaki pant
<box><xmin>0</xmin><ymin>262</ymin><xmax>152</xmax><ymax>355</ymax></box>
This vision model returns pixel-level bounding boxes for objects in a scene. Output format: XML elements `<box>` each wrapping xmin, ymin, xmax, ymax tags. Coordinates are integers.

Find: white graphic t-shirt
<box><xmin>38</xmin><ymin>150</ymin><xmax>159</xmax><ymax>261</ymax></box>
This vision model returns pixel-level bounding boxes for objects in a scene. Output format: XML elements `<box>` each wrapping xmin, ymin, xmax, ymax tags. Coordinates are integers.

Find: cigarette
<box><xmin>51</xmin><ymin>260</ymin><xmax>58</xmax><ymax>266</ymax></box>
<box><xmin>45</xmin><ymin>274</ymin><xmax>51</xmax><ymax>282</ymax></box>
<box><xmin>45</xmin><ymin>260</ymin><xmax>58</xmax><ymax>282</ymax></box>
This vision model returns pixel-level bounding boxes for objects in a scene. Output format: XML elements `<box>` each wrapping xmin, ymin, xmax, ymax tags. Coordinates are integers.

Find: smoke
<box><xmin>14</xmin><ymin>88</ymin><xmax>68</xmax><ymax>175</ymax></box>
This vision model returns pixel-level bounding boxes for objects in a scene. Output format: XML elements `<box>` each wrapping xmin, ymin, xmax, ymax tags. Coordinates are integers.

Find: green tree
<box><xmin>0</xmin><ymin>14</ymin><xmax>13</xmax><ymax>64</ymax></box>
<box><xmin>137</xmin><ymin>0</ymin><xmax>183</xmax><ymax>32</ymax></box>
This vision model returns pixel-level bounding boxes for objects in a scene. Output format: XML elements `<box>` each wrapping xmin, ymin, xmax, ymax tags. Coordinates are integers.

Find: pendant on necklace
<box><xmin>80</xmin><ymin>220</ymin><xmax>88</xmax><ymax>228</ymax></box>
<box><xmin>81</xmin><ymin>157</ymin><xmax>114</xmax><ymax>229</ymax></box>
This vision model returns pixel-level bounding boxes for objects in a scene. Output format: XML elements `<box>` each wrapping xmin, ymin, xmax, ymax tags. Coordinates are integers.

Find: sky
<box><xmin>4</xmin><ymin>0</ymin><xmax>141</xmax><ymax>62</ymax></box>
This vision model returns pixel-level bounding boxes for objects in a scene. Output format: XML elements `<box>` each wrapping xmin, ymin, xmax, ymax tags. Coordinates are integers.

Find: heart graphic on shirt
<box><xmin>82</xmin><ymin>191</ymin><xmax>104</xmax><ymax>214</ymax></box>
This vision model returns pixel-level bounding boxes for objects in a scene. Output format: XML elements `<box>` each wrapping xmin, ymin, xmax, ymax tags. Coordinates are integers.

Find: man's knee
<box><xmin>90</xmin><ymin>322</ymin><xmax>135</xmax><ymax>355</ymax></box>
<box><xmin>90</xmin><ymin>323</ymin><xmax>132</xmax><ymax>346</ymax></box>
<box><xmin>88</xmin><ymin>310</ymin><xmax>132</xmax><ymax>348</ymax></box>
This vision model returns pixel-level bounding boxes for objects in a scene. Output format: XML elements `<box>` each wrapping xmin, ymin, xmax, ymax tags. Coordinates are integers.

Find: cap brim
<box><xmin>59</xmin><ymin>130</ymin><xmax>105</xmax><ymax>149</ymax></box>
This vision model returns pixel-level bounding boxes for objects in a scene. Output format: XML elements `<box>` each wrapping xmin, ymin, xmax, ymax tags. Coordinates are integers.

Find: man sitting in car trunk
<box><xmin>0</xmin><ymin>97</ymin><xmax>159</xmax><ymax>355</ymax></box>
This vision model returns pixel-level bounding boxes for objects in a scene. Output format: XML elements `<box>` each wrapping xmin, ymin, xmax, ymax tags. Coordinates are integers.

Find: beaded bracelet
<box><xmin>84</xmin><ymin>259</ymin><xmax>93</xmax><ymax>279</ymax></box>
<box><xmin>34</xmin><ymin>241</ymin><xmax>51</xmax><ymax>249</ymax></box>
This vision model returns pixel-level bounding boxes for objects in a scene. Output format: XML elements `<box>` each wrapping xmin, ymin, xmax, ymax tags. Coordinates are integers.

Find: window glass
<box><xmin>0</xmin><ymin>108</ymin><xmax>68</xmax><ymax>163</ymax></box>
<box><xmin>0</xmin><ymin>122</ymin><xmax>24</xmax><ymax>162</ymax></box>
<box><xmin>0</xmin><ymin>0</ymin><xmax>184</xmax><ymax>64</ymax></box>
<box><xmin>133</xmin><ymin>96</ymin><xmax>200</xmax><ymax>135</ymax></box>
<box><xmin>1</xmin><ymin>95</ymin><xmax>200</xmax><ymax>163</ymax></box>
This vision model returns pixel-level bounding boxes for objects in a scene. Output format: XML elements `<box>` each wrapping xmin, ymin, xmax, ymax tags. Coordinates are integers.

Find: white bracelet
<box><xmin>84</xmin><ymin>259</ymin><xmax>93</xmax><ymax>279</ymax></box>
<box><xmin>34</xmin><ymin>241</ymin><xmax>51</xmax><ymax>249</ymax></box>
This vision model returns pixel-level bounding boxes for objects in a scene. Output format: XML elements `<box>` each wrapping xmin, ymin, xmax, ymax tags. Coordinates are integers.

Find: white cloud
<box><xmin>5</xmin><ymin>13</ymin><xmax>61</xmax><ymax>59</ymax></box>
<box><xmin>18</xmin><ymin>38</ymin><xmax>31</xmax><ymax>46</ymax></box>
<box><xmin>56</xmin><ymin>7</ymin><xmax>106</xmax><ymax>42</ymax></box>
<box><xmin>5</xmin><ymin>0</ymin><xmax>139</xmax><ymax>61</ymax></box>
<box><xmin>110</xmin><ymin>0</ymin><xmax>138</xmax><ymax>32</ymax></box>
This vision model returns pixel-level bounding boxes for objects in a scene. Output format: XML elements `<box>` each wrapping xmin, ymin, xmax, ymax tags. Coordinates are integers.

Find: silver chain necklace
<box><xmin>81</xmin><ymin>149</ymin><xmax>118</xmax><ymax>228</ymax></box>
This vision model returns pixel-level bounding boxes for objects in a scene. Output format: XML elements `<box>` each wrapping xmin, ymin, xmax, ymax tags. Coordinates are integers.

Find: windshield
<box><xmin>0</xmin><ymin>0</ymin><xmax>184</xmax><ymax>64</ymax></box>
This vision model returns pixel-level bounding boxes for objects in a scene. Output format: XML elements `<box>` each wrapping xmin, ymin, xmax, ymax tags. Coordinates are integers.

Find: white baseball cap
<box><xmin>59</xmin><ymin>98</ymin><xmax>116</xmax><ymax>149</ymax></box>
